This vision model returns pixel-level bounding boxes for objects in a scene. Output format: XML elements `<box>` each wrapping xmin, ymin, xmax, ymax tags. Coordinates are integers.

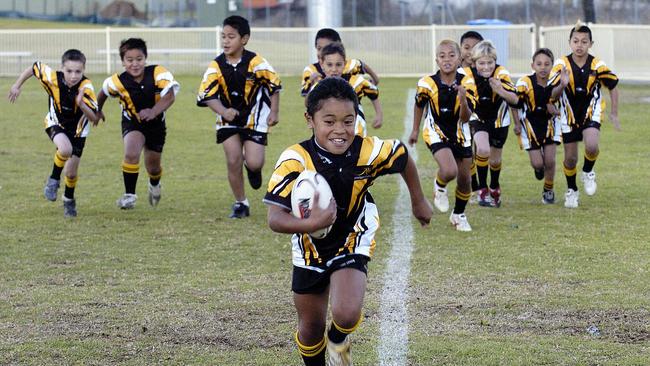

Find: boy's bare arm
<box><xmin>203</xmin><ymin>99</ymin><xmax>239</xmax><ymax>122</ymax></box>
<box><xmin>75</xmin><ymin>90</ymin><xmax>101</xmax><ymax>124</ymax></box>
<box><xmin>408</xmin><ymin>104</ymin><xmax>424</xmax><ymax>145</ymax></box>
<box><xmin>7</xmin><ymin>66</ymin><xmax>34</xmax><ymax>103</ymax></box>
<box><xmin>609</xmin><ymin>87</ymin><xmax>621</xmax><ymax>131</ymax></box>
<box><xmin>370</xmin><ymin>98</ymin><xmax>383</xmax><ymax>129</ymax></box>
<box><xmin>267</xmin><ymin>196</ymin><xmax>336</xmax><ymax>234</ymax></box>
<box><xmin>400</xmin><ymin>155</ymin><xmax>432</xmax><ymax>226</ymax></box>
<box><xmin>364</xmin><ymin>63</ymin><xmax>380</xmax><ymax>85</ymax></box>
<box><xmin>140</xmin><ymin>91</ymin><xmax>176</xmax><ymax>121</ymax></box>
<box><xmin>267</xmin><ymin>91</ymin><xmax>280</xmax><ymax>126</ymax></box>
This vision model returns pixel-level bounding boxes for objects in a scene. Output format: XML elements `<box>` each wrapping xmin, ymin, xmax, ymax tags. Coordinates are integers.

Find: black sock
<box><xmin>327</xmin><ymin>323</ymin><xmax>347</xmax><ymax>344</ymax></box>
<box><xmin>564</xmin><ymin>163</ymin><xmax>578</xmax><ymax>191</ymax></box>
<box><xmin>475</xmin><ymin>155</ymin><xmax>489</xmax><ymax>189</ymax></box>
<box><xmin>453</xmin><ymin>189</ymin><xmax>470</xmax><ymax>214</ymax></box>
<box><xmin>489</xmin><ymin>163</ymin><xmax>502</xmax><ymax>189</ymax></box>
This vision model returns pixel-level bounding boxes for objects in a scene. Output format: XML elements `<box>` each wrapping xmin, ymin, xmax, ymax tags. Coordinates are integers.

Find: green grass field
<box><xmin>1</xmin><ymin>74</ymin><xmax>649</xmax><ymax>365</ymax></box>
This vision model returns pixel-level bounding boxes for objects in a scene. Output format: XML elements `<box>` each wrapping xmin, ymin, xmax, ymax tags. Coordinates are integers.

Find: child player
<box><xmin>301</xmin><ymin>28</ymin><xmax>380</xmax><ymax>97</ymax></box>
<box><xmin>8</xmin><ymin>49</ymin><xmax>101</xmax><ymax>217</ymax></box>
<box><xmin>318</xmin><ymin>42</ymin><xmax>383</xmax><ymax>137</ymax></box>
<box><xmin>463</xmin><ymin>40</ymin><xmax>519</xmax><ymax>207</ymax></box>
<box><xmin>550</xmin><ymin>21</ymin><xmax>620</xmax><ymax>208</ymax></box>
<box><xmin>514</xmin><ymin>48</ymin><xmax>567</xmax><ymax>204</ymax></box>
<box><xmin>409</xmin><ymin>39</ymin><xmax>477</xmax><ymax>231</ymax></box>
<box><xmin>97</xmin><ymin>38</ymin><xmax>180</xmax><ymax>210</ymax></box>
<box><xmin>198</xmin><ymin>15</ymin><xmax>281</xmax><ymax>218</ymax></box>
<box><xmin>264</xmin><ymin>77</ymin><xmax>432</xmax><ymax>366</ymax></box>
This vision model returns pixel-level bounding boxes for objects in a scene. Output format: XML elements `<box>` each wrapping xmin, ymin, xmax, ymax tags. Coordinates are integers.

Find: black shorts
<box><xmin>122</xmin><ymin>119</ymin><xmax>166</xmax><ymax>153</ymax></box>
<box><xmin>45</xmin><ymin>125</ymin><xmax>86</xmax><ymax>158</ymax></box>
<box><xmin>562</xmin><ymin>119</ymin><xmax>600</xmax><ymax>144</ymax></box>
<box><xmin>429</xmin><ymin>141</ymin><xmax>473</xmax><ymax>159</ymax></box>
<box><xmin>471</xmin><ymin>121</ymin><xmax>509</xmax><ymax>149</ymax></box>
<box><xmin>216</xmin><ymin>127</ymin><xmax>268</xmax><ymax>146</ymax></box>
<box><xmin>292</xmin><ymin>254</ymin><xmax>369</xmax><ymax>294</ymax></box>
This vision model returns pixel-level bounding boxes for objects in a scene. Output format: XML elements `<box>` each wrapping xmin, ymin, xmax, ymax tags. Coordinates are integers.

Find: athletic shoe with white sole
<box><xmin>582</xmin><ymin>171</ymin><xmax>597</xmax><ymax>196</ymax></box>
<box><xmin>542</xmin><ymin>190</ymin><xmax>555</xmax><ymax>205</ymax></box>
<box><xmin>117</xmin><ymin>193</ymin><xmax>137</xmax><ymax>209</ymax></box>
<box><xmin>450</xmin><ymin>212</ymin><xmax>472</xmax><ymax>232</ymax></box>
<box><xmin>63</xmin><ymin>197</ymin><xmax>77</xmax><ymax>218</ymax></box>
<box><xmin>327</xmin><ymin>337</ymin><xmax>352</xmax><ymax>366</ymax></box>
<box><xmin>564</xmin><ymin>189</ymin><xmax>579</xmax><ymax>208</ymax></box>
<box><xmin>433</xmin><ymin>182</ymin><xmax>449</xmax><ymax>213</ymax></box>
<box><xmin>148</xmin><ymin>183</ymin><xmax>161</xmax><ymax>207</ymax></box>
<box><xmin>44</xmin><ymin>177</ymin><xmax>60</xmax><ymax>201</ymax></box>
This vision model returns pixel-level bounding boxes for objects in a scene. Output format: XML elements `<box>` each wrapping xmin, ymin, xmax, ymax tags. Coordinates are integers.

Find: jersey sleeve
<box><xmin>263</xmin><ymin>145</ymin><xmax>308</xmax><ymax>210</ymax></box>
<box><xmin>102</xmin><ymin>74</ymin><xmax>121</xmax><ymax>98</ymax></box>
<box><xmin>345</xmin><ymin>59</ymin><xmax>366</xmax><ymax>76</ymax></box>
<box><xmin>415</xmin><ymin>77</ymin><xmax>433</xmax><ymax>108</ymax></box>
<box><xmin>548</xmin><ymin>58</ymin><xmax>568</xmax><ymax>87</ymax></box>
<box><xmin>32</xmin><ymin>62</ymin><xmax>58</xmax><ymax>90</ymax></box>
<box><xmin>362</xmin><ymin>137</ymin><xmax>409</xmax><ymax>178</ymax></box>
<box><xmin>196</xmin><ymin>60</ymin><xmax>222</xmax><ymax>107</ymax></box>
<box><xmin>594</xmin><ymin>58</ymin><xmax>618</xmax><ymax>90</ymax></box>
<box><xmin>153</xmin><ymin>65</ymin><xmax>180</xmax><ymax>97</ymax></box>
<box><xmin>79</xmin><ymin>79</ymin><xmax>99</xmax><ymax>112</ymax></box>
<box><xmin>301</xmin><ymin>64</ymin><xmax>316</xmax><ymax>97</ymax></box>
<box><xmin>252</xmin><ymin>56</ymin><xmax>282</xmax><ymax>95</ymax></box>
<box><xmin>461</xmin><ymin>73</ymin><xmax>478</xmax><ymax>111</ymax></box>
<box><xmin>515</xmin><ymin>77</ymin><xmax>530</xmax><ymax>109</ymax></box>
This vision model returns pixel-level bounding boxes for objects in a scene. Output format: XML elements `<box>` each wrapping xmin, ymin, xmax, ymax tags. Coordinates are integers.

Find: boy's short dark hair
<box><xmin>224</xmin><ymin>15</ymin><xmax>250</xmax><ymax>37</ymax></box>
<box><xmin>460</xmin><ymin>31</ymin><xmax>484</xmax><ymax>44</ymax></box>
<box><xmin>569</xmin><ymin>24</ymin><xmax>592</xmax><ymax>41</ymax></box>
<box><xmin>306</xmin><ymin>77</ymin><xmax>358</xmax><ymax>117</ymax></box>
<box><xmin>61</xmin><ymin>49</ymin><xmax>86</xmax><ymax>65</ymax></box>
<box><xmin>319</xmin><ymin>42</ymin><xmax>346</xmax><ymax>60</ymax></box>
<box><xmin>533</xmin><ymin>47</ymin><xmax>554</xmax><ymax>62</ymax></box>
<box><xmin>315</xmin><ymin>28</ymin><xmax>341</xmax><ymax>46</ymax></box>
<box><xmin>119</xmin><ymin>38</ymin><xmax>147</xmax><ymax>60</ymax></box>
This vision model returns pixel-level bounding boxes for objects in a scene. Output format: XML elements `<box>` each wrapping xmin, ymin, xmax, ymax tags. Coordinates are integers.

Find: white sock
<box><xmin>237</xmin><ymin>198</ymin><xmax>249</xmax><ymax>206</ymax></box>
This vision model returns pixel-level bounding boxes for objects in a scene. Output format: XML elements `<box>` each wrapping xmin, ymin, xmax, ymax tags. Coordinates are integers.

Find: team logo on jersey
<box><xmin>355</xmin><ymin>165</ymin><xmax>373</xmax><ymax>180</ymax></box>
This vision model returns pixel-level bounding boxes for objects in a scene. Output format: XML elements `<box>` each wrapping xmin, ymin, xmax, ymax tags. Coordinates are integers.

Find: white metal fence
<box><xmin>0</xmin><ymin>24</ymin><xmax>648</xmax><ymax>81</ymax></box>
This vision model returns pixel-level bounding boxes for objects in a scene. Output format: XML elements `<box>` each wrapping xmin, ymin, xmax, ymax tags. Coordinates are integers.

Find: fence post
<box><xmin>430</xmin><ymin>24</ymin><xmax>436</xmax><ymax>72</ymax></box>
<box><xmin>530</xmin><ymin>23</ymin><xmax>536</xmax><ymax>58</ymax></box>
<box><xmin>538</xmin><ymin>26</ymin><xmax>545</xmax><ymax>49</ymax></box>
<box><xmin>105</xmin><ymin>26</ymin><xmax>111</xmax><ymax>74</ymax></box>
<box><xmin>215</xmin><ymin>25</ymin><xmax>221</xmax><ymax>53</ymax></box>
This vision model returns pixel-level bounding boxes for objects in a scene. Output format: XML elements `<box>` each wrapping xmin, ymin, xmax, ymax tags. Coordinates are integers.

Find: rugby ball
<box><xmin>291</xmin><ymin>170</ymin><xmax>334</xmax><ymax>239</ymax></box>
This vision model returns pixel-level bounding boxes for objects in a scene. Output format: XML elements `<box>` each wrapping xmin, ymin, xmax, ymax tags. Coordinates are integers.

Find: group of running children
<box><xmin>8</xmin><ymin>15</ymin><xmax>620</xmax><ymax>366</ymax></box>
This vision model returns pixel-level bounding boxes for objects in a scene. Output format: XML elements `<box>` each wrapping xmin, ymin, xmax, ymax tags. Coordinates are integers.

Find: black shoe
<box><xmin>534</xmin><ymin>168</ymin><xmax>544</xmax><ymax>180</ymax></box>
<box><xmin>245</xmin><ymin>165</ymin><xmax>262</xmax><ymax>190</ymax></box>
<box><xmin>229</xmin><ymin>202</ymin><xmax>250</xmax><ymax>218</ymax></box>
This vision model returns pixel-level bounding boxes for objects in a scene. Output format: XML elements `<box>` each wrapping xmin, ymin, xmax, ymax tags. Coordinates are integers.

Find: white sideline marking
<box><xmin>378</xmin><ymin>89</ymin><xmax>417</xmax><ymax>365</ymax></box>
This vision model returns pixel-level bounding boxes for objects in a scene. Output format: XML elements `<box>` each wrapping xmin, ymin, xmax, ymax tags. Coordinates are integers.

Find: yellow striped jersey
<box><xmin>463</xmin><ymin>65</ymin><xmax>516</xmax><ymax>128</ymax></box>
<box><xmin>102</xmin><ymin>65</ymin><xmax>179</xmax><ymax>125</ymax></box>
<box><xmin>549</xmin><ymin>54</ymin><xmax>618</xmax><ymax>125</ymax></box>
<box><xmin>415</xmin><ymin>71</ymin><xmax>477</xmax><ymax>147</ymax></box>
<box><xmin>300</xmin><ymin>58</ymin><xmax>367</xmax><ymax>96</ymax></box>
<box><xmin>197</xmin><ymin>50</ymin><xmax>281</xmax><ymax>132</ymax></box>
<box><xmin>32</xmin><ymin>62</ymin><xmax>98</xmax><ymax>137</ymax></box>
<box><xmin>264</xmin><ymin>136</ymin><xmax>408</xmax><ymax>268</ymax></box>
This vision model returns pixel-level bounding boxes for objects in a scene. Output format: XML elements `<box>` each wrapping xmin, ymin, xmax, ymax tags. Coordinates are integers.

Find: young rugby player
<box><xmin>317</xmin><ymin>42</ymin><xmax>383</xmax><ymax>136</ymax></box>
<box><xmin>97</xmin><ymin>38</ymin><xmax>180</xmax><ymax>210</ymax></box>
<box><xmin>8</xmin><ymin>49</ymin><xmax>101</xmax><ymax>217</ymax></box>
<box><xmin>265</xmin><ymin>77</ymin><xmax>431</xmax><ymax>366</ymax></box>
<box><xmin>514</xmin><ymin>48</ymin><xmax>567</xmax><ymax>204</ymax></box>
<box><xmin>197</xmin><ymin>15</ymin><xmax>281</xmax><ymax>218</ymax></box>
<box><xmin>409</xmin><ymin>39</ymin><xmax>477</xmax><ymax>231</ymax></box>
<box><xmin>301</xmin><ymin>28</ymin><xmax>380</xmax><ymax>97</ymax></box>
<box><xmin>463</xmin><ymin>40</ymin><xmax>519</xmax><ymax>207</ymax></box>
<box><xmin>550</xmin><ymin>21</ymin><xmax>620</xmax><ymax>208</ymax></box>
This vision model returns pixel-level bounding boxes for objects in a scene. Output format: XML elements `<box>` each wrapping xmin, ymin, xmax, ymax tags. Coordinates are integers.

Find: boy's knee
<box><xmin>476</xmin><ymin>147</ymin><xmax>490</xmax><ymax>157</ymax></box>
<box><xmin>298</xmin><ymin>321</ymin><xmax>326</xmax><ymax>342</ymax></box>
<box><xmin>58</xmin><ymin>147</ymin><xmax>73</xmax><ymax>158</ymax></box>
<box><xmin>564</xmin><ymin>156</ymin><xmax>578</xmax><ymax>167</ymax></box>
<box><xmin>331</xmin><ymin>308</ymin><xmax>362</xmax><ymax>330</ymax></box>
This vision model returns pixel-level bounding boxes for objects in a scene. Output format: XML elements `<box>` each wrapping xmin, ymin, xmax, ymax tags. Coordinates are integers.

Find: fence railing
<box><xmin>0</xmin><ymin>24</ymin><xmax>648</xmax><ymax>81</ymax></box>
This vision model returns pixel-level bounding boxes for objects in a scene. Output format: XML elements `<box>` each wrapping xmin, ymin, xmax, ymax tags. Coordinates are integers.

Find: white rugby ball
<box><xmin>291</xmin><ymin>170</ymin><xmax>334</xmax><ymax>239</ymax></box>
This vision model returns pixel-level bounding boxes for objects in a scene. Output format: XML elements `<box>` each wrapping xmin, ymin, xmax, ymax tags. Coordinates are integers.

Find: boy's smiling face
<box><xmin>307</xmin><ymin>97</ymin><xmax>356</xmax><ymax>155</ymax></box>
<box><xmin>222</xmin><ymin>25</ymin><xmax>249</xmax><ymax>58</ymax></box>
<box><xmin>320</xmin><ymin>53</ymin><xmax>345</xmax><ymax>78</ymax></box>
<box><xmin>121</xmin><ymin>48</ymin><xmax>146</xmax><ymax>80</ymax></box>
<box><xmin>436</xmin><ymin>43</ymin><xmax>460</xmax><ymax>75</ymax></box>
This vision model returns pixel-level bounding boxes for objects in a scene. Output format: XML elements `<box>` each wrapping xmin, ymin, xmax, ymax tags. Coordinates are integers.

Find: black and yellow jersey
<box><xmin>300</xmin><ymin>58</ymin><xmax>367</xmax><ymax>96</ymax></box>
<box><xmin>264</xmin><ymin>135</ymin><xmax>408</xmax><ymax>269</ymax></box>
<box><xmin>102</xmin><ymin>65</ymin><xmax>179</xmax><ymax>125</ymax></box>
<box><xmin>197</xmin><ymin>49</ymin><xmax>281</xmax><ymax>132</ymax></box>
<box><xmin>33</xmin><ymin>62</ymin><xmax>98</xmax><ymax>138</ymax></box>
<box><xmin>550</xmin><ymin>54</ymin><xmax>618</xmax><ymax>126</ymax></box>
<box><xmin>463</xmin><ymin>65</ymin><xmax>516</xmax><ymax>128</ymax></box>
<box><xmin>516</xmin><ymin>73</ymin><xmax>554</xmax><ymax>127</ymax></box>
<box><xmin>415</xmin><ymin>71</ymin><xmax>477</xmax><ymax>147</ymax></box>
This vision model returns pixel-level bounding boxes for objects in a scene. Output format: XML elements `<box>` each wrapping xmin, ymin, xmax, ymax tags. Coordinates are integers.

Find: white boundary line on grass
<box><xmin>378</xmin><ymin>89</ymin><xmax>417</xmax><ymax>366</ymax></box>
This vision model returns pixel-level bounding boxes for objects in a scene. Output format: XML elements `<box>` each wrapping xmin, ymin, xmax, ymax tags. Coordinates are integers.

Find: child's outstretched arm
<box><xmin>456</xmin><ymin>84</ymin><xmax>472</xmax><ymax>122</ymax></box>
<box><xmin>408</xmin><ymin>104</ymin><xmax>424</xmax><ymax>146</ymax></box>
<box><xmin>608</xmin><ymin>87</ymin><xmax>620</xmax><ymax>131</ymax></box>
<box><xmin>7</xmin><ymin>66</ymin><xmax>34</xmax><ymax>103</ymax></box>
<box><xmin>364</xmin><ymin>63</ymin><xmax>380</xmax><ymax>85</ymax></box>
<box><xmin>203</xmin><ymin>98</ymin><xmax>239</xmax><ymax>122</ymax></box>
<box><xmin>370</xmin><ymin>98</ymin><xmax>383</xmax><ymax>129</ymax></box>
<box><xmin>139</xmin><ymin>91</ymin><xmax>175</xmax><ymax>122</ymax></box>
<box><xmin>400</xmin><ymin>155</ymin><xmax>432</xmax><ymax>226</ymax></box>
<box><xmin>488</xmin><ymin>78</ymin><xmax>519</xmax><ymax>105</ymax></box>
<box><xmin>267</xmin><ymin>91</ymin><xmax>280</xmax><ymax>127</ymax></box>
<box><xmin>267</xmin><ymin>193</ymin><xmax>336</xmax><ymax>234</ymax></box>
<box><xmin>75</xmin><ymin>90</ymin><xmax>101</xmax><ymax>125</ymax></box>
